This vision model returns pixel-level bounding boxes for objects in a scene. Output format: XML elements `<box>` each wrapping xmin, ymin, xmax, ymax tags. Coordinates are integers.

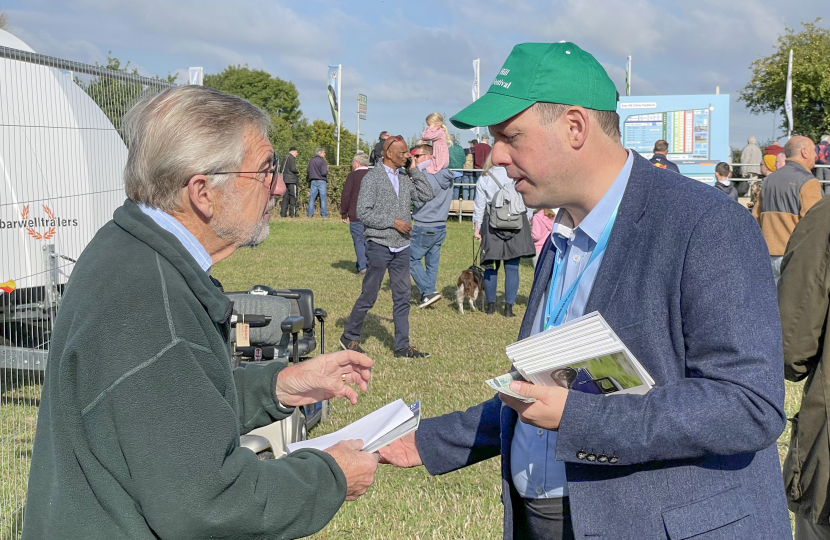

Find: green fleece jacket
<box><xmin>22</xmin><ymin>200</ymin><xmax>347</xmax><ymax>540</ymax></box>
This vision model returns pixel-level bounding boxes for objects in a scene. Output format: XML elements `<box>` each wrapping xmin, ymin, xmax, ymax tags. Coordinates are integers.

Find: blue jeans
<box><xmin>308</xmin><ymin>180</ymin><xmax>328</xmax><ymax>217</ymax></box>
<box><xmin>349</xmin><ymin>221</ymin><xmax>368</xmax><ymax>272</ymax></box>
<box><xmin>483</xmin><ymin>258</ymin><xmax>520</xmax><ymax>305</ymax></box>
<box><xmin>409</xmin><ymin>225</ymin><xmax>447</xmax><ymax>296</ymax></box>
<box><xmin>453</xmin><ymin>173</ymin><xmax>476</xmax><ymax>201</ymax></box>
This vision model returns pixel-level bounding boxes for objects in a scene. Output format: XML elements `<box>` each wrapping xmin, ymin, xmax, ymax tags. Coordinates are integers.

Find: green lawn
<box><xmin>1</xmin><ymin>216</ymin><xmax>806</xmax><ymax>539</ymax></box>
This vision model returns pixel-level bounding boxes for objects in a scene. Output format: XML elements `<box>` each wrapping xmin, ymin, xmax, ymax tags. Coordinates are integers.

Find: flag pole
<box><xmin>785</xmin><ymin>50</ymin><xmax>793</xmax><ymax>137</ymax></box>
<box><xmin>336</xmin><ymin>64</ymin><xmax>342</xmax><ymax>166</ymax></box>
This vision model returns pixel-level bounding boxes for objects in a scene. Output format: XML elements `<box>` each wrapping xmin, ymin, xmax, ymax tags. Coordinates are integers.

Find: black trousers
<box><xmin>343</xmin><ymin>241</ymin><xmax>411</xmax><ymax>351</ymax></box>
<box><xmin>280</xmin><ymin>183</ymin><xmax>297</xmax><ymax>217</ymax></box>
<box><xmin>515</xmin><ymin>497</ymin><xmax>574</xmax><ymax>540</ymax></box>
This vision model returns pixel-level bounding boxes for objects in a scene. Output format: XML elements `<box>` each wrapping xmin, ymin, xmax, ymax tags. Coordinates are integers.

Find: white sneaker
<box><xmin>418</xmin><ymin>292</ymin><xmax>442</xmax><ymax>308</ymax></box>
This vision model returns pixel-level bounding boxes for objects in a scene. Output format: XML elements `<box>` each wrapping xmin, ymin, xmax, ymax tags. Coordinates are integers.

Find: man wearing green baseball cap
<box><xmin>381</xmin><ymin>42</ymin><xmax>790</xmax><ymax>539</ymax></box>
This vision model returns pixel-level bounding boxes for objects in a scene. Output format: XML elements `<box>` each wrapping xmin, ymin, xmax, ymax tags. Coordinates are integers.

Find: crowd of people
<box><xmin>20</xmin><ymin>38</ymin><xmax>830</xmax><ymax>540</ymax></box>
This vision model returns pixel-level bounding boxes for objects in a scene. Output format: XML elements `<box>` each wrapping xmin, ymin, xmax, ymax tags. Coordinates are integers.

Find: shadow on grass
<box><xmin>334</xmin><ymin>313</ymin><xmax>395</xmax><ymax>350</ymax></box>
<box><xmin>330</xmin><ymin>260</ymin><xmax>358</xmax><ymax>273</ymax></box>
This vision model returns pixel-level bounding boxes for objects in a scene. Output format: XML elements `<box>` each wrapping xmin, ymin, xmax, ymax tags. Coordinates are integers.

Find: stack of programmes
<box><xmin>486</xmin><ymin>312</ymin><xmax>655</xmax><ymax>403</ymax></box>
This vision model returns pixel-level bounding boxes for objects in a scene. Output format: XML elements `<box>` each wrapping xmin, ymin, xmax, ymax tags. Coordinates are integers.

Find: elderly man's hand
<box><xmin>275</xmin><ymin>350</ymin><xmax>373</xmax><ymax>407</ymax></box>
<box><xmin>499</xmin><ymin>381</ymin><xmax>569</xmax><ymax>431</ymax></box>
<box><xmin>393</xmin><ymin>218</ymin><xmax>412</xmax><ymax>235</ymax></box>
<box><xmin>378</xmin><ymin>432</ymin><xmax>422</xmax><ymax>468</ymax></box>
<box><xmin>324</xmin><ymin>440</ymin><xmax>380</xmax><ymax>501</ymax></box>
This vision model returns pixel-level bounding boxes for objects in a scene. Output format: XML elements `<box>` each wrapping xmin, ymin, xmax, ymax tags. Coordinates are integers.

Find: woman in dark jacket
<box><xmin>472</xmin><ymin>156</ymin><xmax>535</xmax><ymax>317</ymax></box>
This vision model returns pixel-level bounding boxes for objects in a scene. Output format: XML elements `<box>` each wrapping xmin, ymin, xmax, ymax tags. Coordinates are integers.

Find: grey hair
<box><xmin>822</xmin><ymin>135</ymin><xmax>830</xmax><ymax>142</ymax></box>
<box><xmin>748</xmin><ymin>136</ymin><xmax>756</xmax><ymax>144</ymax></box>
<box><xmin>123</xmin><ymin>85</ymin><xmax>271</xmax><ymax>213</ymax></box>
<box><xmin>353</xmin><ymin>153</ymin><xmax>370</xmax><ymax>166</ymax></box>
<box><xmin>315</xmin><ymin>147</ymin><xmax>325</xmax><ymax>155</ymax></box>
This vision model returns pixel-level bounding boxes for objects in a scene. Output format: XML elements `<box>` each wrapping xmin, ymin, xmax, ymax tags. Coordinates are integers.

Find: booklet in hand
<box><xmin>286</xmin><ymin>399</ymin><xmax>420</xmax><ymax>454</ymax></box>
<box><xmin>486</xmin><ymin>312</ymin><xmax>654</xmax><ymax>403</ymax></box>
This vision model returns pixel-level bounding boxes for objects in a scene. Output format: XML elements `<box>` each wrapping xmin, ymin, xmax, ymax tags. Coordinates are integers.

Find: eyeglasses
<box><xmin>190</xmin><ymin>154</ymin><xmax>279</xmax><ymax>189</ymax></box>
<box><xmin>411</xmin><ymin>153</ymin><xmax>424</xmax><ymax>158</ymax></box>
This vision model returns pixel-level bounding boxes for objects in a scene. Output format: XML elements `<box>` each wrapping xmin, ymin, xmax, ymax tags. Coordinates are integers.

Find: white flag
<box><xmin>785</xmin><ymin>49</ymin><xmax>793</xmax><ymax>135</ymax></box>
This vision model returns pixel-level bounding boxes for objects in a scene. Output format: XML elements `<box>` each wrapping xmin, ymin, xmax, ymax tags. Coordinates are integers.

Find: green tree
<box><xmin>75</xmin><ymin>54</ymin><xmax>173</xmax><ymax>134</ymax></box>
<box><xmin>739</xmin><ymin>19</ymin><xmax>830</xmax><ymax>142</ymax></box>
<box><xmin>204</xmin><ymin>65</ymin><xmax>302</xmax><ymax>125</ymax></box>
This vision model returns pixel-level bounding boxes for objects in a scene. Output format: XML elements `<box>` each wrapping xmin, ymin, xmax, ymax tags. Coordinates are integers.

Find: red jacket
<box><xmin>473</xmin><ymin>142</ymin><xmax>491</xmax><ymax>169</ymax></box>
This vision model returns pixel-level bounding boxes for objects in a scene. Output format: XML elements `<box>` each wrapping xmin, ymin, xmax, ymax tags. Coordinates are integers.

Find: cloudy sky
<box><xmin>2</xmin><ymin>0</ymin><xmax>826</xmax><ymax>153</ymax></box>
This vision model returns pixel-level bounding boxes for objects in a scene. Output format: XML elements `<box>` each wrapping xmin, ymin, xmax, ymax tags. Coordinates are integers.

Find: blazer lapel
<box><xmin>584</xmin><ymin>153</ymin><xmax>652</xmax><ymax>315</ymax></box>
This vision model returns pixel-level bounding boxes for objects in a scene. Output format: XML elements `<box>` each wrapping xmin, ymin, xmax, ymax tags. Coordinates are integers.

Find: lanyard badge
<box><xmin>543</xmin><ymin>202</ymin><xmax>620</xmax><ymax>330</ymax></box>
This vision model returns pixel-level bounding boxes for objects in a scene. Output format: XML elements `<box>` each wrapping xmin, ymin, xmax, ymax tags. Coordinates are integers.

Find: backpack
<box><xmin>817</xmin><ymin>142</ymin><xmax>830</xmax><ymax>165</ymax></box>
<box><xmin>487</xmin><ymin>174</ymin><xmax>523</xmax><ymax>230</ymax></box>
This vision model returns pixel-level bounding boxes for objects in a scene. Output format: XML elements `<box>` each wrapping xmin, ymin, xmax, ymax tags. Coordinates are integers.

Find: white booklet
<box><xmin>487</xmin><ymin>312</ymin><xmax>654</xmax><ymax>403</ymax></box>
<box><xmin>286</xmin><ymin>399</ymin><xmax>421</xmax><ymax>454</ymax></box>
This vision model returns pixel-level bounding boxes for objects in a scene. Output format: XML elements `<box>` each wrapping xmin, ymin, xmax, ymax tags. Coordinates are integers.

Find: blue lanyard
<box><xmin>543</xmin><ymin>202</ymin><xmax>620</xmax><ymax>330</ymax></box>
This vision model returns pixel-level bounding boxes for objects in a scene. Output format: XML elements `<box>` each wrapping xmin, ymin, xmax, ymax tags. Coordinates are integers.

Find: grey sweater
<box><xmin>356</xmin><ymin>163</ymin><xmax>434</xmax><ymax>248</ymax></box>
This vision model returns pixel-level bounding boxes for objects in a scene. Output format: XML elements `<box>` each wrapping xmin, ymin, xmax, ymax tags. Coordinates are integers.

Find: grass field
<box><xmin>1</xmin><ymin>216</ymin><xmax>805</xmax><ymax>539</ymax></box>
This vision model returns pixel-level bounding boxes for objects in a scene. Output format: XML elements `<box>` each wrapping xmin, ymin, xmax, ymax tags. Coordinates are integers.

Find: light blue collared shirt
<box><xmin>510</xmin><ymin>150</ymin><xmax>634</xmax><ymax>499</ymax></box>
<box><xmin>138</xmin><ymin>204</ymin><xmax>212</xmax><ymax>273</ymax></box>
<box><xmin>383</xmin><ymin>163</ymin><xmax>409</xmax><ymax>253</ymax></box>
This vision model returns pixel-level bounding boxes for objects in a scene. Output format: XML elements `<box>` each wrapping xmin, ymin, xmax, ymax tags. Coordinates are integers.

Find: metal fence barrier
<box><xmin>0</xmin><ymin>44</ymin><xmax>176</xmax><ymax>538</ymax></box>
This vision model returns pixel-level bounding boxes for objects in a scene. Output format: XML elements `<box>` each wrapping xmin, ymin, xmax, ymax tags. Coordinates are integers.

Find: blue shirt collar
<box><xmin>551</xmin><ymin>150</ymin><xmax>634</xmax><ymax>247</ymax></box>
<box><xmin>138</xmin><ymin>203</ymin><xmax>212</xmax><ymax>273</ymax></box>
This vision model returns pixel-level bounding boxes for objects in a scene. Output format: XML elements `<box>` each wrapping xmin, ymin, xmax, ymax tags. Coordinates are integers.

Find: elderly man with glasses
<box><xmin>340</xmin><ymin>135</ymin><xmax>435</xmax><ymax>358</ymax></box>
<box><xmin>23</xmin><ymin>85</ymin><xmax>379</xmax><ymax>540</ymax></box>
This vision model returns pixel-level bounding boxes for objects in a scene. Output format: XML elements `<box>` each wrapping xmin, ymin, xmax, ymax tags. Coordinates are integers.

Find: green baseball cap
<box><xmin>450</xmin><ymin>42</ymin><xmax>618</xmax><ymax>130</ymax></box>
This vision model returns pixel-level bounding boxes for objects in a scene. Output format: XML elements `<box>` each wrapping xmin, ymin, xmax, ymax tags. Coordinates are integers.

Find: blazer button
<box><xmin>597</xmin><ymin>454</ymin><xmax>608</xmax><ymax>463</ymax></box>
<box><xmin>577</xmin><ymin>450</ymin><xmax>587</xmax><ymax>460</ymax></box>
<box><xmin>586</xmin><ymin>453</ymin><xmax>597</xmax><ymax>461</ymax></box>
<box><xmin>609</xmin><ymin>456</ymin><xmax>619</xmax><ymax>464</ymax></box>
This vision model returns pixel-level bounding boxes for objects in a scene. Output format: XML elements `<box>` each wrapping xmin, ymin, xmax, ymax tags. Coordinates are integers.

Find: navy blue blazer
<box><xmin>416</xmin><ymin>154</ymin><xmax>791</xmax><ymax>539</ymax></box>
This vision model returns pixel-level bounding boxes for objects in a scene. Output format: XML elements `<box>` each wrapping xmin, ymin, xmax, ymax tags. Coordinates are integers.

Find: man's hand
<box><xmin>393</xmin><ymin>218</ymin><xmax>412</xmax><ymax>235</ymax></box>
<box><xmin>342</xmin><ymin>218</ymin><xmax>349</xmax><ymax>224</ymax></box>
<box><xmin>474</xmin><ymin>227</ymin><xmax>481</xmax><ymax>241</ymax></box>
<box><xmin>324</xmin><ymin>440</ymin><xmax>379</xmax><ymax>501</ymax></box>
<box><xmin>499</xmin><ymin>381</ymin><xmax>569</xmax><ymax>431</ymax></box>
<box><xmin>275</xmin><ymin>350</ymin><xmax>373</xmax><ymax>407</ymax></box>
<box><xmin>378</xmin><ymin>432</ymin><xmax>422</xmax><ymax>467</ymax></box>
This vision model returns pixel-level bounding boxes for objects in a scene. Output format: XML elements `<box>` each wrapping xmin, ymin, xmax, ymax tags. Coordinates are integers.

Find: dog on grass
<box><xmin>457</xmin><ymin>266</ymin><xmax>484</xmax><ymax>314</ymax></box>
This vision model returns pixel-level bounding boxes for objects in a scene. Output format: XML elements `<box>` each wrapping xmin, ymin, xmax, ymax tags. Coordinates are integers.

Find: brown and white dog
<box><xmin>457</xmin><ymin>266</ymin><xmax>484</xmax><ymax>314</ymax></box>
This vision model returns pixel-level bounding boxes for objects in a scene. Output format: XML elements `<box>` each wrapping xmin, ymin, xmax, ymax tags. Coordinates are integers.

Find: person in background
<box><xmin>457</xmin><ymin>139</ymin><xmax>477</xmax><ymax>201</ymax></box>
<box><xmin>341</xmin><ymin>152</ymin><xmax>371</xmax><ymax>276</ymax></box>
<box><xmin>410</xmin><ymin>143</ymin><xmax>454</xmax><ymax>308</ymax></box>
<box><xmin>753</xmin><ymin>135</ymin><xmax>822</xmax><ymax>283</ymax></box>
<box><xmin>448</xmin><ymin>134</ymin><xmax>467</xmax><ymax>201</ymax></box>
<box><xmin>279</xmin><ymin>146</ymin><xmax>299</xmax><ymax>217</ymax></box>
<box><xmin>370</xmin><ymin>131</ymin><xmax>388</xmax><ymax>166</ymax></box>
<box><xmin>740</xmin><ymin>136</ymin><xmax>763</xmax><ymax>179</ymax></box>
<box><xmin>473</xmin><ymin>154</ymin><xmax>534</xmax><ymax>317</ymax></box>
<box><xmin>531</xmin><ymin>208</ymin><xmax>556</xmax><ymax>266</ymax></box>
<box><xmin>473</xmin><ymin>134</ymin><xmax>492</xmax><ymax>180</ymax></box>
<box><xmin>648</xmin><ymin>139</ymin><xmax>680</xmax><ymax>173</ymax></box>
<box><xmin>307</xmin><ymin>147</ymin><xmax>328</xmax><ymax>218</ymax></box>
<box><xmin>778</xmin><ymin>192</ymin><xmax>830</xmax><ymax>540</ymax></box>
<box><xmin>421</xmin><ymin>112</ymin><xmax>450</xmax><ymax>174</ymax></box>
<box><xmin>816</xmin><ymin>135</ymin><xmax>829</xmax><ymax>194</ymax></box>
<box><xmin>340</xmin><ymin>135</ymin><xmax>434</xmax><ymax>358</ymax></box>
<box><xmin>775</xmin><ymin>151</ymin><xmax>787</xmax><ymax>171</ymax></box>
<box><xmin>749</xmin><ymin>155</ymin><xmax>778</xmax><ymax>211</ymax></box>
<box><xmin>714</xmin><ymin>162</ymin><xmax>738</xmax><ymax>201</ymax></box>
<box><xmin>765</xmin><ymin>140</ymin><xmax>784</xmax><ymax>157</ymax></box>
